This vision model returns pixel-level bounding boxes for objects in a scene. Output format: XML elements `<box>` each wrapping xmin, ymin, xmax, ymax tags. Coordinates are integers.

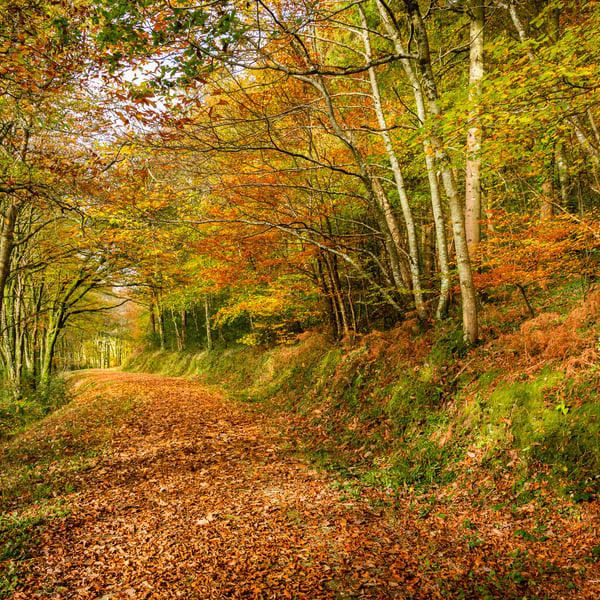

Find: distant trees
<box><xmin>0</xmin><ymin>0</ymin><xmax>132</xmax><ymax>393</ymax></box>
<box><xmin>0</xmin><ymin>205</ymin><xmax>132</xmax><ymax>394</ymax></box>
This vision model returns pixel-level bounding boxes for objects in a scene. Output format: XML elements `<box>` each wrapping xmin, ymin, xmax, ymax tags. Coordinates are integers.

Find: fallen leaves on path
<box><xmin>3</xmin><ymin>371</ymin><xmax>600</xmax><ymax>599</ymax></box>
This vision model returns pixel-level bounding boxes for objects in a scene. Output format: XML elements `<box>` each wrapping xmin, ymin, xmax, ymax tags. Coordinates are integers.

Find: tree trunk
<box><xmin>104</xmin><ymin>339</ymin><xmax>111</xmax><ymax>369</ymax></box>
<box><xmin>180</xmin><ymin>309</ymin><xmax>186</xmax><ymax>350</ymax></box>
<box><xmin>359</xmin><ymin>4</ymin><xmax>426</xmax><ymax>319</ymax></box>
<box><xmin>540</xmin><ymin>179</ymin><xmax>554</xmax><ymax>220</ymax></box>
<box><xmin>465</xmin><ymin>0</ymin><xmax>485</xmax><ymax>253</ymax></box>
<box><xmin>325</xmin><ymin>252</ymin><xmax>350</xmax><ymax>337</ymax></box>
<box><xmin>157</xmin><ymin>309</ymin><xmax>166</xmax><ymax>351</ymax></box>
<box><xmin>345</xmin><ymin>274</ymin><xmax>358</xmax><ymax>333</ymax></box>
<box><xmin>371</xmin><ymin>177</ymin><xmax>412</xmax><ymax>289</ymax></box>
<box><xmin>0</xmin><ymin>203</ymin><xmax>17</xmax><ymax>316</ymax></box>
<box><xmin>149</xmin><ymin>304</ymin><xmax>156</xmax><ymax>335</ymax></box>
<box><xmin>315</xmin><ymin>253</ymin><xmax>340</xmax><ymax>339</ymax></box>
<box><xmin>171</xmin><ymin>307</ymin><xmax>183</xmax><ymax>351</ymax></box>
<box><xmin>556</xmin><ymin>143</ymin><xmax>570</xmax><ymax>207</ymax></box>
<box><xmin>151</xmin><ymin>290</ymin><xmax>166</xmax><ymax>351</ymax></box>
<box><xmin>40</xmin><ymin>320</ymin><xmax>61</xmax><ymax>388</ymax></box>
<box><xmin>204</xmin><ymin>295</ymin><xmax>213</xmax><ymax>351</ymax></box>
<box><xmin>375</xmin><ymin>0</ymin><xmax>451</xmax><ymax>320</ymax></box>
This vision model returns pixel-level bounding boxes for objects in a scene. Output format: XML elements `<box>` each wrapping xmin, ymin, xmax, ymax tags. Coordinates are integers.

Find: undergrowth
<box><xmin>0</xmin><ymin>376</ymin><xmax>139</xmax><ymax>597</ymax></box>
<box><xmin>123</xmin><ymin>284</ymin><xmax>600</xmax><ymax>506</ymax></box>
<box><xmin>0</xmin><ymin>377</ymin><xmax>71</xmax><ymax>439</ymax></box>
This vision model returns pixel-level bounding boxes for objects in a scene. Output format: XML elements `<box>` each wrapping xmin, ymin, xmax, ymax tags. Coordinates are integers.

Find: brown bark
<box><xmin>540</xmin><ymin>180</ymin><xmax>554</xmax><ymax>220</ymax></box>
<box><xmin>0</xmin><ymin>203</ymin><xmax>17</xmax><ymax>315</ymax></box>
<box><xmin>204</xmin><ymin>295</ymin><xmax>213</xmax><ymax>351</ymax></box>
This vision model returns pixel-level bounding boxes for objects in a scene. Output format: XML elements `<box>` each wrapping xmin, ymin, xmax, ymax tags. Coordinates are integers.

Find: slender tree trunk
<box><xmin>422</xmin><ymin>220</ymin><xmax>435</xmax><ymax>284</ymax></box>
<box><xmin>345</xmin><ymin>274</ymin><xmax>358</xmax><ymax>332</ymax></box>
<box><xmin>371</xmin><ymin>177</ymin><xmax>412</xmax><ymax>289</ymax></box>
<box><xmin>359</xmin><ymin>4</ymin><xmax>426</xmax><ymax>319</ymax></box>
<box><xmin>375</xmin><ymin>0</ymin><xmax>451</xmax><ymax>319</ymax></box>
<box><xmin>465</xmin><ymin>0</ymin><xmax>485</xmax><ymax>253</ymax></box>
<box><xmin>180</xmin><ymin>309</ymin><xmax>186</xmax><ymax>350</ymax></box>
<box><xmin>315</xmin><ymin>253</ymin><xmax>340</xmax><ymax>339</ymax></box>
<box><xmin>104</xmin><ymin>339</ymin><xmax>111</xmax><ymax>369</ymax></box>
<box><xmin>157</xmin><ymin>309</ymin><xmax>166</xmax><ymax>351</ymax></box>
<box><xmin>151</xmin><ymin>290</ymin><xmax>166</xmax><ymax>351</ymax></box>
<box><xmin>556</xmin><ymin>143</ymin><xmax>570</xmax><ymax>207</ymax></box>
<box><xmin>171</xmin><ymin>307</ymin><xmax>183</xmax><ymax>351</ymax></box>
<box><xmin>30</xmin><ymin>286</ymin><xmax>43</xmax><ymax>386</ymax></box>
<box><xmin>328</xmin><ymin>253</ymin><xmax>350</xmax><ymax>336</ymax></box>
<box><xmin>149</xmin><ymin>304</ymin><xmax>156</xmax><ymax>336</ymax></box>
<box><xmin>540</xmin><ymin>179</ymin><xmax>554</xmax><ymax>220</ymax></box>
<box><xmin>40</xmin><ymin>319</ymin><xmax>62</xmax><ymax>387</ymax></box>
<box><xmin>0</xmin><ymin>203</ymin><xmax>17</xmax><ymax>316</ymax></box>
<box><xmin>204</xmin><ymin>295</ymin><xmax>213</xmax><ymax>351</ymax></box>
<box><xmin>192</xmin><ymin>306</ymin><xmax>201</xmax><ymax>337</ymax></box>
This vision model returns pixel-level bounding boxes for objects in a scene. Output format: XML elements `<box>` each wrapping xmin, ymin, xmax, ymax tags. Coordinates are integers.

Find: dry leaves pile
<box><xmin>5</xmin><ymin>372</ymin><xmax>600</xmax><ymax>599</ymax></box>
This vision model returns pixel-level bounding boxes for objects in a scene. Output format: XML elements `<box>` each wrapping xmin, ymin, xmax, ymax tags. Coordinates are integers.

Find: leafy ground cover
<box><xmin>1</xmin><ymin>370</ymin><xmax>600</xmax><ymax>599</ymax></box>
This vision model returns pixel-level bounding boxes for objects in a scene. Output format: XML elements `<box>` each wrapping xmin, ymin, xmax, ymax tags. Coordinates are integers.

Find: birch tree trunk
<box><xmin>465</xmin><ymin>0</ymin><xmax>485</xmax><ymax>252</ymax></box>
<box><xmin>358</xmin><ymin>4</ymin><xmax>427</xmax><ymax>319</ymax></box>
<box><xmin>171</xmin><ymin>307</ymin><xmax>183</xmax><ymax>351</ymax></box>
<box><xmin>556</xmin><ymin>143</ymin><xmax>570</xmax><ymax>207</ymax></box>
<box><xmin>375</xmin><ymin>0</ymin><xmax>451</xmax><ymax>320</ymax></box>
<box><xmin>151</xmin><ymin>289</ymin><xmax>166</xmax><ymax>350</ymax></box>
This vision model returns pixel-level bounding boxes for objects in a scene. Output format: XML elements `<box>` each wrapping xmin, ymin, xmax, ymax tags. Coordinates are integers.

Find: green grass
<box><xmin>0</xmin><ymin>504</ymin><xmax>69</xmax><ymax>597</ymax></box>
<box><xmin>464</xmin><ymin>368</ymin><xmax>600</xmax><ymax>499</ymax></box>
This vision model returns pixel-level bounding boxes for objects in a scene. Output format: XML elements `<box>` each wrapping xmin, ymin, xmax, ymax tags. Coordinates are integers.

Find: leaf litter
<box><xmin>2</xmin><ymin>371</ymin><xmax>600</xmax><ymax>599</ymax></box>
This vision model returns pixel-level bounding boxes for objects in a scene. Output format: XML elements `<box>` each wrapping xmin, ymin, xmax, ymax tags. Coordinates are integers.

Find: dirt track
<box><xmin>12</xmin><ymin>372</ymin><xmax>424</xmax><ymax>599</ymax></box>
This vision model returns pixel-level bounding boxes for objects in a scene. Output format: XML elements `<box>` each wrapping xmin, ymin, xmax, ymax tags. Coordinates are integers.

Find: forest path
<box><xmin>8</xmin><ymin>371</ymin><xmax>600</xmax><ymax>599</ymax></box>
<box><xmin>11</xmin><ymin>372</ymin><xmax>422</xmax><ymax>599</ymax></box>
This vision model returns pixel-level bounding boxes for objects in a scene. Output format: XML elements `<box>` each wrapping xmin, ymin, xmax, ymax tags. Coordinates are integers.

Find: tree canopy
<box><xmin>2</xmin><ymin>0</ymin><xmax>600</xmax><ymax>392</ymax></box>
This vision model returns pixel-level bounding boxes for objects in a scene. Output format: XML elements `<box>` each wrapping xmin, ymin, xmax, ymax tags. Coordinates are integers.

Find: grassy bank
<box><xmin>0</xmin><ymin>374</ymin><xmax>139</xmax><ymax>596</ymax></box>
<box><xmin>123</xmin><ymin>287</ymin><xmax>600</xmax><ymax>505</ymax></box>
<box><xmin>1</xmin><ymin>280</ymin><xmax>600</xmax><ymax>597</ymax></box>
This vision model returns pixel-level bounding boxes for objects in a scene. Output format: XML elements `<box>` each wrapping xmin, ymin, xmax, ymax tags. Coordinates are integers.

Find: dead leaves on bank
<box><xmin>2</xmin><ymin>371</ymin><xmax>600</xmax><ymax>599</ymax></box>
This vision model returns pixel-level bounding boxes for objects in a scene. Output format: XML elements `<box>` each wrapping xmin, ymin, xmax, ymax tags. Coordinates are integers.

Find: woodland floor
<box><xmin>2</xmin><ymin>371</ymin><xmax>600</xmax><ymax>599</ymax></box>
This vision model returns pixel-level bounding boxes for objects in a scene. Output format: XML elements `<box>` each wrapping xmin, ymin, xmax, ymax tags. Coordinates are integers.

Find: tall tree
<box><xmin>400</xmin><ymin>0</ymin><xmax>479</xmax><ymax>343</ymax></box>
<box><xmin>465</xmin><ymin>0</ymin><xmax>485</xmax><ymax>252</ymax></box>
